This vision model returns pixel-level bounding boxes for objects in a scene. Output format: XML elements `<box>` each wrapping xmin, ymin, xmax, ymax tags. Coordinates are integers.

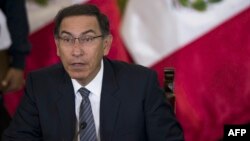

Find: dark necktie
<box><xmin>79</xmin><ymin>87</ymin><xmax>97</xmax><ymax>141</ymax></box>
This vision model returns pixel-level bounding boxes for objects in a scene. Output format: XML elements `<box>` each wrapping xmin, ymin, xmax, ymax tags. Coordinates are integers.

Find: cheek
<box><xmin>95</xmin><ymin>49</ymin><xmax>105</xmax><ymax>61</ymax></box>
<box><xmin>88</xmin><ymin>49</ymin><xmax>104</xmax><ymax>67</ymax></box>
<box><xmin>56</xmin><ymin>46</ymin><xmax>67</xmax><ymax>57</ymax></box>
<box><xmin>58</xmin><ymin>49</ymin><xmax>71</xmax><ymax>62</ymax></box>
<box><xmin>56</xmin><ymin>47</ymin><xmax>60</xmax><ymax>56</ymax></box>
<box><xmin>88</xmin><ymin>46</ymin><xmax>104</xmax><ymax>58</ymax></box>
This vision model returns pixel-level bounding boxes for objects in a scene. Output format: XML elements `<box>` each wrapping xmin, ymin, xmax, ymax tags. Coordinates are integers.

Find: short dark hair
<box><xmin>54</xmin><ymin>4</ymin><xmax>110</xmax><ymax>38</ymax></box>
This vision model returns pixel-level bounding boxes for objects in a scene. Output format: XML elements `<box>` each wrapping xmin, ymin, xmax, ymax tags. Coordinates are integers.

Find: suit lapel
<box><xmin>55</xmin><ymin>68</ymin><xmax>76</xmax><ymax>141</ymax></box>
<box><xmin>53</xmin><ymin>60</ymin><xmax>120</xmax><ymax>140</ymax></box>
<box><xmin>100</xmin><ymin>59</ymin><xmax>120</xmax><ymax>141</ymax></box>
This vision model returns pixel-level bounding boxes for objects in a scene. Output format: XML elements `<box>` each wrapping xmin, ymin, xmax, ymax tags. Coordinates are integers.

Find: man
<box><xmin>0</xmin><ymin>0</ymin><xmax>31</xmax><ymax>137</ymax></box>
<box><xmin>3</xmin><ymin>4</ymin><xmax>184</xmax><ymax>141</ymax></box>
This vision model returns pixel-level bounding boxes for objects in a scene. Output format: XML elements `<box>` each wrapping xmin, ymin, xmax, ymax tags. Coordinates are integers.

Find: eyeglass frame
<box><xmin>57</xmin><ymin>34</ymin><xmax>104</xmax><ymax>46</ymax></box>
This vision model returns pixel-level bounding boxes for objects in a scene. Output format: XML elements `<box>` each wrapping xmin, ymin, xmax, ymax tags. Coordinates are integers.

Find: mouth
<box><xmin>69</xmin><ymin>63</ymin><xmax>87</xmax><ymax>70</ymax></box>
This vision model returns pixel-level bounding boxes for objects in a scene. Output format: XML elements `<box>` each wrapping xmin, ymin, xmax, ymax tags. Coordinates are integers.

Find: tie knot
<box><xmin>79</xmin><ymin>87</ymin><xmax>90</xmax><ymax>98</ymax></box>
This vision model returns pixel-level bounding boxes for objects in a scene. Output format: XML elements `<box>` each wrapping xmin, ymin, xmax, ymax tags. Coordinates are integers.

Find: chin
<box><xmin>68</xmin><ymin>71</ymin><xmax>87</xmax><ymax>80</ymax></box>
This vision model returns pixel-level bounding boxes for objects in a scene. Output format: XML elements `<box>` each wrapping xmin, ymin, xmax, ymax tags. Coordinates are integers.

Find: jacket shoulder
<box><xmin>104</xmin><ymin>59</ymin><xmax>158</xmax><ymax>86</ymax></box>
<box><xmin>27</xmin><ymin>63</ymin><xmax>65</xmax><ymax>80</ymax></box>
<box><xmin>107</xmin><ymin>59</ymin><xmax>155</xmax><ymax>76</ymax></box>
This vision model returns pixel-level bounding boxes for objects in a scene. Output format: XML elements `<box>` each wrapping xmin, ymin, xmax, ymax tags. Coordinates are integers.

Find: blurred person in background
<box><xmin>0</xmin><ymin>0</ymin><xmax>31</xmax><ymax>137</ymax></box>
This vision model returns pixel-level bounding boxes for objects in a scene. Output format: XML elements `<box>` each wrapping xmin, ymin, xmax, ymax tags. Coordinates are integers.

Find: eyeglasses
<box><xmin>57</xmin><ymin>35</ymin><xmax>103</xmax><ymax>46</ymax></box>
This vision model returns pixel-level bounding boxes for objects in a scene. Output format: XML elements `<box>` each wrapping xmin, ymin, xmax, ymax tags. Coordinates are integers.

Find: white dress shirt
<box><xmin>72</xmin><ymin>60</ymin><xmax>103</xmax><ymax>141</ymax></box>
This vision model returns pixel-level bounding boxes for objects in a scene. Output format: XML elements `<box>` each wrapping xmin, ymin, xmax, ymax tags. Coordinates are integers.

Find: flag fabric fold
<box><xmin>122</xmin><ymin>0</ymin><xmax>250</xmax><ymax>140</ymax></box>
<box><xmin>121</xmin><ymin>0</ymin><xmax>250</xmax><ymax>67</ymax></box>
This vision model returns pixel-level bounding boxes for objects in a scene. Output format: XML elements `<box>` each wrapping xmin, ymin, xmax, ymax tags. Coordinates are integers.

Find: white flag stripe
<box><xmin>121</xmin><ymin>0</ymin><xmax>250</xmax><ymax>67</ymax></box>
<box><xmin>0</xmin><ymin>9</ymin><xmax>12</xmax><ymax>50</ymax></box>
<box><xmin>121</xmin><ymin>0</ymin><xmax>178</xmax><ymax>67</ymax></box>
<box><xmin>26</xmin><ymin>0</ymin><xmax>89</xmax><ymax>33</ymax></box>
<box><xmin>176</xmin><ymin>0</ymin><xmax>250</xmax><ymax>48</ymax></box>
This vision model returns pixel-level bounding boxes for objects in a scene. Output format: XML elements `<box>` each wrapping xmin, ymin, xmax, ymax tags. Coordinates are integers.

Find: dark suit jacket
<box><xmin>2</xmin><ymin>58</ymin><xmax>184</xmax><ymax>141</ymax></box>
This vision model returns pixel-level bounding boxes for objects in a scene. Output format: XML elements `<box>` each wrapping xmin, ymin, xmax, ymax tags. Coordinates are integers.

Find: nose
<box><xmin>71</xmin><ymin>42</ymin><xmax>83</xmax><ymax>56</ymax></box>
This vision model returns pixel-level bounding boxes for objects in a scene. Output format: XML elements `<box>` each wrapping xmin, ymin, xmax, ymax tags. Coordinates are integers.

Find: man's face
<box><xmin>55</xmin><ymin>15</ymin><xmax>112</xmax><ymax>85</ymax></box>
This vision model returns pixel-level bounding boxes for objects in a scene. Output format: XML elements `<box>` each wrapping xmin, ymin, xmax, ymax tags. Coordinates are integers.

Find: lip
<box><xmin>69</xmin><ymin>63</ymin><xmax>87</xmax><ymax>69</ymax></box>
<box><xmin>71</xmin><ymin>62</ymin><xmax>84</xmax><ymax>65</ymax></box>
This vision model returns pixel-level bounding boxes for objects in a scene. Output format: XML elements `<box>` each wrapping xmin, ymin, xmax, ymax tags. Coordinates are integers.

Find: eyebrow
<box><xmin>60</xmin><ymin>29</ymin><xmax>97</xmax><ymax>36</ymax></box>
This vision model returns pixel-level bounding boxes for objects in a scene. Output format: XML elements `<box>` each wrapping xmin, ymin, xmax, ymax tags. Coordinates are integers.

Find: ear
<box><xmin>55</xmin><ymin>38</ymin><xmax>60</xmax><ymax>57</ymax></box>
<box><xmin>103</xmin><ymin>34</ymin><xmax>113</xmax><ymax>56</ymax></box>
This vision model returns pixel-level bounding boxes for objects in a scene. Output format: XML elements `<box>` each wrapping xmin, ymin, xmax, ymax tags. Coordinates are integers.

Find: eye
<box><xmin>81</xmin><ymin>36</ymin><xmax>94</xmax><ymax>42</ymax></box>
<box><xmin>61</xmin><ymin>37</ymin><xmax>73</xmax><ymax>43</ymax></box>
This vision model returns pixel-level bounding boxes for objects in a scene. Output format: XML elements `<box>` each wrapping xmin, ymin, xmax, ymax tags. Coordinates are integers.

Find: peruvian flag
<box><xmin>4</xmin><ymin>0</ymin><xmax>250</xmax><ymax>140</ymax></box>
<box><xmin>121</xmin><ymin>0</ymin><xmax>250</xmax><ymax>141</ymax></box>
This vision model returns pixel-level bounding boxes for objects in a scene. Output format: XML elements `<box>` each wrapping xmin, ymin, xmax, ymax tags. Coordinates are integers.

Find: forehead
<box><xmin>60</xmin><ymin>15</ymin><xmax>101</xmax><ymax>35</ymax></box>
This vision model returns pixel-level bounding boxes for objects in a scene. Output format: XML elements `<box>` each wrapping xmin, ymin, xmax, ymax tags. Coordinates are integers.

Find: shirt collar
<box><xmin>71</xmin><ymin>60</ymin><xmax>104</xmax><ymax>97</ymax></box>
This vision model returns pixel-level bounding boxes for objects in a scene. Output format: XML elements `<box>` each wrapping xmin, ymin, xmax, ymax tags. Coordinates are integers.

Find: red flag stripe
<box><xmin>152</xmin><ymin>7</ymin><xmax>250</xmax><ymax>141</ymax></box>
